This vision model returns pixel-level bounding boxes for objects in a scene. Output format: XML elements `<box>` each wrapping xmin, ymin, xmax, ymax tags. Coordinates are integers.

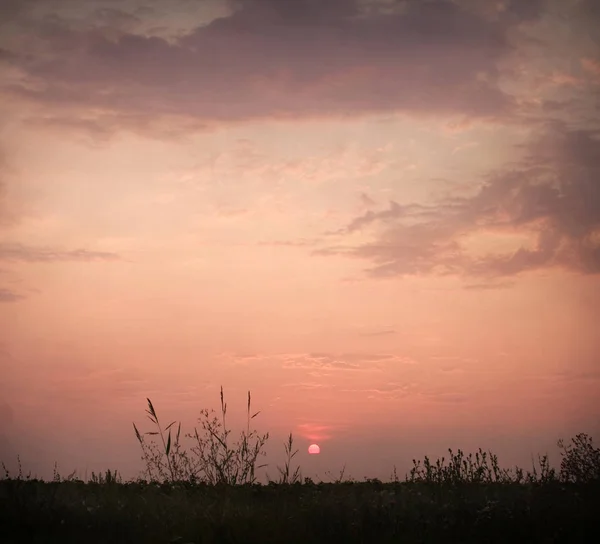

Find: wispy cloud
<box><xmin>168</xmin><ymin>139</ymin><xmax>401</xmax><ymax>191</ymax></box>
<box><xmin>295</xmin><ymin>422</ymin><xmax>337</xmax><ymax>442</ymax></box>
<box><xmin>341</xmin><ymin>381</ymin><xmax>418</xmax><ymax>401</ymax></box>
<box><xmin>463</xmin><ymin>281</ymin><xmax>516</xmax><ymax>290</ymax></box>
<box><xmin>0</xmin><ymin>287</ymin><xmax>24</xmax><ymax>302</ymax></box>
<box><xmin>223</xmin><ymin>351</ymin><xmax>418</xmax><ymax>375</ymax></box>
<box><xmin>257</xmin><ymin>238</ymin><xmax>320</xmax><ymax>248</ymax></box>
<box><xmin>282</xmin><ymin>353</ymin><xmax>364</xmax><ymax>371</ymax></box>
<box><xmin>281</xmin><ymin>352</ymin><xmax>414</xmax><ymax>372</ymax></box>
<box><xmin>0</xmin><ymin>243</ymin><xmax>121</xmax><ymax>262</ymax></box>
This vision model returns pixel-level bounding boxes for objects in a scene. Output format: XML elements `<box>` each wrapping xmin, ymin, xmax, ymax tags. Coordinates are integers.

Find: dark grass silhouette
<box><xmin>1</xmin><ymin>387</ymin><xmax>599</xmax><ymax>543</ymax></box>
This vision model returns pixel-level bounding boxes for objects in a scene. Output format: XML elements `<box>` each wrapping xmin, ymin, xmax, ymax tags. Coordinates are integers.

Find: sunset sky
<box><xmin>1</xmin><ymin>0</ymin><xmax>599</xmax><ymax>483</ymax></box>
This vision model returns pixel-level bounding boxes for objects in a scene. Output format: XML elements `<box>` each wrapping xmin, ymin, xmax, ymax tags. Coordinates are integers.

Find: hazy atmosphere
<box><xmin>1</xmin><ymin>0</ymin><xmax>599</xmax><ymax>483</ymax></box>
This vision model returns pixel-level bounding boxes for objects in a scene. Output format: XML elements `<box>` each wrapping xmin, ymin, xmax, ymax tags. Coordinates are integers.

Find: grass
<box><xmin>1</xmin><ymin>387</ymin><xmax>599</xmax><ymax>543</ymax></box>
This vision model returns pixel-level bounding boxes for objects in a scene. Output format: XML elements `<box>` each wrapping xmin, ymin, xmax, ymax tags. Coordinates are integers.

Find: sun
<box><xmin>308</xmin><ymin>444</ymin><xmax>320</xmax><ymax>454</ymax></box>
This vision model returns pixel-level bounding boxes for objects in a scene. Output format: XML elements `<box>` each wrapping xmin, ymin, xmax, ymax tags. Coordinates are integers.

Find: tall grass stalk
<box><xmin>133</xmin><ymin>386</ymin><xmax>269</xmax><ymax>485</ymax></box>
<box><xmin>272</xmin><ymin>433</ymin><xmax>302</xmax><ymax>484</ymax></box>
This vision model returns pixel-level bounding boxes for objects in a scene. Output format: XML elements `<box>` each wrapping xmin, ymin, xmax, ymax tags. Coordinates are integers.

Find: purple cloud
<box><xmin>0</xmin><ymin>0</ymin><xmax>548</xmax><ymax>136</ymax></box>
<box><xmin>318</xmin><ymin>123</ymin><xmax>600</xmax><ymax>279</ymax></box>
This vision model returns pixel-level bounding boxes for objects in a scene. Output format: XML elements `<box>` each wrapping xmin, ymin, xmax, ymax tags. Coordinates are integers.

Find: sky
<box><xmin>0</xmin><ymin>0</ymin><xmax>599</xmax><ymax>483</ymax></box>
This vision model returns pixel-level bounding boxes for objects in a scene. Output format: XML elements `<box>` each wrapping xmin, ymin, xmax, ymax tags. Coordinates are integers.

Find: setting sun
<box><xmin>308</xmin><ymin>444</ymin><xmax>321</xmax><ymax>455</ymax></box>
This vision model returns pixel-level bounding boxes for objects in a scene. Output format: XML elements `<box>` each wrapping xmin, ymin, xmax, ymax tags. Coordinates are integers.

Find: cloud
<box><xmin>463</xmin><ymin>281</ymin><xmax>516</xmax><ymax>290</ymax></box>
<box><xmin>295</xmin><ymin>422</ymin><xmax>337</xmax><ymax>442</ymax></box>
<box><xmin>283</xmin><ymin>353</ymin><xmax>365</xmax><ymax>371</ymax></box>
<box><xmin>281</xmin><ymin>352</ymin><xmax>416</xmax><ymax>373</ymax></box>
<box><xmin>257</xmin><ymin>238</ymin><xmax>319</xmax><ymax>247</ymax></box>
<box><xmin>0</xmin><ymin>48</ymin><xmax>16</xmax><ymax>63</ymax></box>
<box><xmin>223</xmin><ymin>351</ymin><xmax>416</xmax><ymax>374</ymax></box>
<box><xmin>318</xmin><ymin>123</ymin><xmax>600</xmax><ymax>279</ymax></box>
<box><xmin>0</xmin><ymin>151</ymin><xmax>12</xmax><ymax>227</ymax></box>
<box><xmin>281</xmin><ymin>381</ymin><xmax>330</xmax><ymax>391</ymax></box>
<box><xmin>168</xmin><ymin>138</ymin><xmax>399</xmax><ymax>194</ymax></box>
<box><xmin>0</xmin><ymin>243</ymin><xmax>121</xmax><ymax>262</ymax></box>
<box><xmin>92</xmin><ymin>7</ymin><xmax>143</xmax><ymax>31</ymax></box>
<box><xmin>341</xmin><ymin>381</ymin><xmax>418</xmax><ymax>401</ymax></box>
<box><xmin>500</xmin><ymin>0</ymin><xmax>546</xmax><ymax>22</ymax></box>
<box><xmin>342</xmin><ymin>201</ymin><xmax>440</xmax><ymax>233</ymax></box>
<box><xmin>0</xmin><ymin>0</ymin><xmax>545</xmax><ymax>136</ymax></box>
<box><xmin>229</xmin><ymin>0</ymin><xmax>358</xmax><ymax>21</ymax></box>
<box><xmin>0</xmin><ymin>287</ymin><xmax>24</xmax><ymax>302</ymax></box>
<box><xmin>581</xmin><ymin>57</ymin><xmax>600</xmax><ymax>79</ymax></box>
<box><xmin>0</xmin><ymin>147</ymin><xmax>121</xmax><ymax>298</ymax></box>
<box><xmin>0</xmin><ymin>142</ymin><xmax>31</xmax><ymax>229</ymax></box>
<box><xmin>0</xmin><ymin>0</ymin><xmax>35</xmax><ymax>21</ymax></box>
<box><xmin>576</xmin><ymin>0</ymin><xmax>600</xmax><ymax>44</ymax></box>
<box><xmin>359</xmin><ymin>192</ymin><xmax>376</xmax><ymax>209</ymax></box>
<box><xmin>340</xmin><ymin>379</ymin><xmax>472</xmax><ymax>404</ymax></box>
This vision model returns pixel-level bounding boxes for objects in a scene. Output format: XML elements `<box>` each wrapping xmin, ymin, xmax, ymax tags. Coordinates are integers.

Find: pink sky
<box><xmin>1</xmin><ymin>0</ymin><xmax>599</xmax><ymax>483</ymax></box>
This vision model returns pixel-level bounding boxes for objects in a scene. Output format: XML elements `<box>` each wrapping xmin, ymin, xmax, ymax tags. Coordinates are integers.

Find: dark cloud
<box><xmin>0</xmin><ymin>47</ymin><xmax>16</xmax><ymax>62</ymax></box>
<box><xmin>318</xmin><ymin>124</ymin><xmax>600</xmax><ymax>279</ymax></box>
<box><xmin>0</xmin><ymin>0</ymin><xmax>34</xmax><ymax>22</ymax></box>
<box><xmin>577</xmin><ymin>0</ymin><xmax>600</xmax><ymax>38</ymax></box>
<box><xmin>0</xmin><ymin>243</ymin><xmax>121</xmax><ymax>262</ymax></box>
<box><xmin>0</xmin><ymin>0</ymin><xmax>543</xmax><ymax>135</ymax></box>
<box><xmin>229</xmin><ymin>0</ymin><xmax>358</xmax><ymax>23</ymax></box>
<box><xmin>92</xmin><ymin>7</ymin><xmax>142</xmax><ymax>30</ymax></box>
<box><xmin>502</xmin><ymin>0</ymin><xmax>546</xmax><ymax>23</ymax></box>
<box><xmin>0</xmin><ymin>0</ymin><xmax>146</xmax><ymax>26</ymax></box>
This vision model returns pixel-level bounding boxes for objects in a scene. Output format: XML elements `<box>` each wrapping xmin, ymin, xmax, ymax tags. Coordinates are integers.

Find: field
<box><xmin>2</xmin><ymin>475</ymin><xmax>599</xmax><ymax>543</ymax></box>
<box><xmin>1</xmin><ymin>391</ymin><xmax>599</xmax><ymax>543</ymax></box>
